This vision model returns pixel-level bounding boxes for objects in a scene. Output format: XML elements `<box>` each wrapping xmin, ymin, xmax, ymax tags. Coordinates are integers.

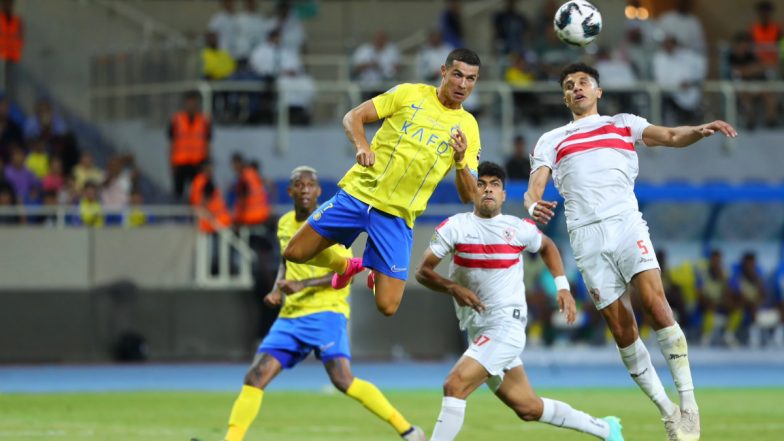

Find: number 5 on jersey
<box><xmin>636</xmin><ymin>239</ymin><xmax>650</xmax><ymax>255</ymax></box>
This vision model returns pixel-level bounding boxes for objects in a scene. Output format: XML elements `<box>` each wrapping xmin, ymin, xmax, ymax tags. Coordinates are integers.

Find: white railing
<box><xmin>83</xmin><ymin>0</ymin><xmax>189</xmax><ymax>47</ymax></box>
<box><xmin>90</xmin><ymin>78</ymin><xmax>784</xmax><ymax>153</ymax></box>
<box><xmin>0</xmin><ymin>205</ymin><xmax>255</xmax><ymax>289</ymax></box>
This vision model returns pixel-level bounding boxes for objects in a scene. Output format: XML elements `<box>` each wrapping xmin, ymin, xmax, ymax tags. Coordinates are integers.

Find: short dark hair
<box><xmin>559</xmin><ymin>63</ymin><xmax>600</xmax><ymax>88</ymax></box>
<box><xmin>477</xmin><ymin>161</ymin><xmax>506</xmax><ymax>188</ymax></box>
<box><xmin>445</xmin><ymin>48</ymin><xmax>481</xmax><ymax>68</ymax></box>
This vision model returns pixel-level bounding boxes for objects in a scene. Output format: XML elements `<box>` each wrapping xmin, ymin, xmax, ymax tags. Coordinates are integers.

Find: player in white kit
<box><xmin>525</xmin><ymin>63</ymin><xmax>738</xmax><ymax>441</ymax></box>
<box><xmin>416</xmin><ymin>162</ymin><xmax>625</xmax><ymax>441</ymax></box>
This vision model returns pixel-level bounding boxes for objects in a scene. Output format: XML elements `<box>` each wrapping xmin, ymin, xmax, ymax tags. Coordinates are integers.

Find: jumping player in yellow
<box><xmin>283</xmin><ymin>48</ymin><xmax>482</xmax><ymax>317</ymax></box>
<box><xmin>211</xmin><ymin>166</ymin><xmax>425</xmax><ymax>441</ymax></box>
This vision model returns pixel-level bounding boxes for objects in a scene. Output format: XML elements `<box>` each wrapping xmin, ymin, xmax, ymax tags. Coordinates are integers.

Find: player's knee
<box><xmin>330</xmin><ymin>375</ymin><xmax>354</xmax><ymax>393</ymax></box>
<box><xmin>514</xmin><ymin>404</ymin><xmax>541</xmax><ymax>422</ymax></box>
<box><xmin>282</xmin><ymin>244</ymin><xmax>307</xmax><ymax>263</ymax></box>
<box><xmin>442</xmin><ymin>376</ymin><xmax>469</xmax><ymax>398</ymax></box>
<box><xmin>376</xmin><ymin>301</ymin><xmax>399</xmax><ymax>316</ymax></box>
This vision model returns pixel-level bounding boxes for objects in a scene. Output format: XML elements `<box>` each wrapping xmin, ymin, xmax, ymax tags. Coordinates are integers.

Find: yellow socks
<box><xmin>225</xmin><ymin>385</ymin><xmax>263</xmax><ymax>441</ymax></box>
<box><xmin>346</xmin><ymin>378</ymin><xmax>411</xmax><ymax>435</ymax></box>
<box><xmin>306</xmin><ymin>247</ymin><xmax>349</xmax><ymax>274</ymax></box>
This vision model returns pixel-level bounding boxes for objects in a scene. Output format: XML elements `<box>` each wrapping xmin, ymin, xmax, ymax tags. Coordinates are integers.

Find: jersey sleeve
<box><xmin>276</xmin><ymin>215</ymin><xmax>290</xmax><ymax>250</ymax></box>
<box><xmin>619</xmin><ymin>113</ymin><xmax>652</xmax><ymax>145</ymax></box>
<box><xmin>371</xmin><ymin>83</ymin><xmax>412</xmax><ymax>120</ymax></box>
<box><xmin>461</xmin><ymin>117</ymin><xmax>481</xmax><ymax>177</ymax></box>
<box><xmin>519</xmin><ymin>218</ymin><xmax>544</xmax><ymax>253</ymax></box>
<box><xmin>530</xmin><ymin>133</ymin><xmax>556</xmax><ymax>173</ymax></box>
<box><xmin>429</xmin><ymin>217</ymin><xmax>455</xmax><ymax>259</ymax></box>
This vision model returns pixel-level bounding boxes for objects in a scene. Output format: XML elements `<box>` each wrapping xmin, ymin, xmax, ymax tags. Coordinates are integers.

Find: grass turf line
<box><xmin>1</xmin><ymin>388</ymin><xmax>782</xmax><ymax>440</ymax></box>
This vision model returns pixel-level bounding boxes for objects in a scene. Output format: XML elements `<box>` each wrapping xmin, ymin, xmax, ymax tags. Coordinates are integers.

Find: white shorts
<box><xmin>464</xmin><ymin>316</ymin><xmax>526</xmax><ymax>391</ymax></box>
<box><xmin>569</xmin><ymin>211</ymin><xmax>660</xmax><ymax>310</ymax></box>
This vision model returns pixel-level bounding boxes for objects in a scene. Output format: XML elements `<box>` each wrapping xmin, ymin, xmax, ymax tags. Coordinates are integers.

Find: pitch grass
<box><xmin>1</xmin><ymin>389</ymin><xmax>782</xmax><ymax>441</ymax></box>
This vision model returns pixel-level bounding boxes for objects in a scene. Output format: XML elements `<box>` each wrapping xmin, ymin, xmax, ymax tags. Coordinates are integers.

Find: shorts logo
<box><xmin>312</xmin><ymin>202</ymin><xmax>334</xmax><ymax>221</ymax></box>
<box><xmin>391</xmin><ymin>265</ymin><xmax>407</xmax><ymax>273</ymax></box>
<box><xmin>589</xmin><ymin>288</ymin><xmax>601</xmax><ymax>303</ymax></box>
<box><xmin>319</xmin><ymin>341</ymin><xmax>336</xmax><ymax>351</ymax></box>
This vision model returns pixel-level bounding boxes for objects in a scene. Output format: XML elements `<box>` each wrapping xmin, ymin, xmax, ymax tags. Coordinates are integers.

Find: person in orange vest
<box><xmin>190</xmin><ymin>159</ymin><xmax>231</xmax><ymax>234</ymax></box>
<box><xmin>231</xmin><ymin>153</ymin><xmax>271</xmax><ymax>228</ymax></box>
<box><xmin>0</xmin><ymin>0</ymin><xmax>23</xmax><ymax>100</ymax></box>
<box><xmin>169</xmin><ymin>91</ymin><xmax>212</xmax><ymax>201</ymax></box>
<box><xmin>751</xmin><ymin>1</ymin><xmax>782</xmax><ymax>73</ymax></box>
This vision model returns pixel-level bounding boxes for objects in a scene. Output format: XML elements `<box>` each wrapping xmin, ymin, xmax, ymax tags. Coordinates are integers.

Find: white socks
<box><xmin>656</xmin><ymin>323</ymin><xmax>698</xmax><ymax>411</ymax></box>
<box><xmin>539</xmin><ymin>398</ymin><xmax>610</xmax><ymax>439</ymax></box>
<box><xmin>619</xmin><ymin>338</ymin><xmax>678</xmax><ymax>417</ymax></box>
<box><xmin>430</xmin><ymin>397</ymin><xmax>466</xmax><ymax>441</ymax></box>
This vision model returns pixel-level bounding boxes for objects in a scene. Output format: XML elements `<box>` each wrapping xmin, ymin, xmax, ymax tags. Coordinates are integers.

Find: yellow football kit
<box><xmin>339</xmin><ymin>83</ymin><xmax>481</xmax><ymax>228</ymax></box>
<box><xmin>276</xmin><ymin>210</ymin><xmax>352</xmax><ymax>319</ymax></box>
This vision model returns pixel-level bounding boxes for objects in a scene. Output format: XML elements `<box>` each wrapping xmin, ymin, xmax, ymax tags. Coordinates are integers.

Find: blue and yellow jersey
<box><xmin>339</xmin><ymin>83</ymin><xmax>481</xmax><ymax>228</ymax></box>
<box><xmin>277</xmin><ymin>210</ymin><xmax>352</xmax><ymax>319</ymax></box>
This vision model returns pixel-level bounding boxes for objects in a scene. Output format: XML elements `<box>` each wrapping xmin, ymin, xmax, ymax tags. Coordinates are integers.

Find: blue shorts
<box><xmin>257</xmin><ymin>312</ymin><xmax>350</xmax><ymax>369</ymax></box>
<box><xmin>307</xmin><ymin>189</ymin><xmax>413</xmax><ymax>280</ymax></box>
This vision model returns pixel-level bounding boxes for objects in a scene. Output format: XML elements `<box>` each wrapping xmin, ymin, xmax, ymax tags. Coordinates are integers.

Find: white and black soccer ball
<box><xmin>553</xmin><ymin>0</ymin><xmax>603</xmax><ymax>47</ymax></box>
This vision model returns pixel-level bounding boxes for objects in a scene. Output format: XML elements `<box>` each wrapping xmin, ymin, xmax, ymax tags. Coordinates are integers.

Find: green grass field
<box><xmin>1</xmin><ymin>388</ymin><xmax>782</xmax><ymax>440</ymax></box>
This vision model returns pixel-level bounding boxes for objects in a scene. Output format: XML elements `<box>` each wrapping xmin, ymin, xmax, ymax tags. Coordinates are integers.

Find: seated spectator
<box><xmin>124</xmin><ymin>189</ymin><xmax>148</xmax><ymax>228</ymax></box>
<box><xmin>656</xmin><ymin>0</ymin><xmax>706</xmax><ymax>56</ymax></box>
<box><xmin>415</xmin><ymin>29</ymin><xmax>453</xmax><ymax>84</ymax></box>
<box><xmin>351</xmin><ymin>30</ymin><xmax>401</xmax><ymax>98</ymax></box>
<box><xmin>58</xmin><ymin>175</ymin><xmax>77</xmax><ymax>206</ymax></box>
<box><xmin>504</xmin><ymin>135</ymin><xmax>531</xmax><ymax>181</ymax></box>
<box><xmin>440</xmin><ymin>0</ymin><xmax>464</xmax><ymax>49</ymax></box>
<box><xmin>101</xmin><ymin>154</ymin><xmax>138</xmax><ymax>211</ymax></box>
<box><xmin>24</xmin><ymin>138</ymin><xmax>49</xmax><ymax>179</ymax></box>
<box><xmin>202</xmin><ymin>31</ymin><xmax>236</xmax><ymax>80</ymax></box>
<box><xmin>24</xmin><ymin>98</ymin><xmax>67</xmax><ymax>143</ymax></box>
<box><xmin>268</xmin><ymin>0</ymin><xmax>305</xmax><ymax>52</ymax></box>
<box><xmin>208</xmin><ymin>0</ymin><xmax>239</xmax><ymax>57</ymax></box>
<box><xmin>0</xmin><ymin>181</ymin><xmax>21</xmax><ymax>224</ymax></box>
<box><xmin>618</xmin><ymin>27</ymin><xmax>652</xmax><ymax>80</ymax></box>
<box><xmin>40</xmin><ymin>190</ymin><xmax>60</xmax><ymax>227</ymax></box>
<box><xmin>4</xmin><ymin>145</ymin><xmax>37</xmax><ymax>199</ymax></box>
<box><xmin>42</xmin><ymin>157</ymin><xmax>64</xmax><ymax>193</ymax></box>
<box><xmin>504</xmin><ymin>52</ymin><xmax>539</xmax><ymax>124</ymax></box>
<box><xmin>234</xmin><ymin>0</ymin><xmax>268</xmax><ymax>66</ymax></box>
<box><xmin>595</xmin><ymin>46</ymin><xmax>638</xmax><ymax>114</ymax></box>
<box><xmin>694</xmin><ymin>250</ymin><xmax>732</xmax><ymax>346</ymax></box>
<box><xmin>492</xmin><ymin>0</ymin><xmax>530</xmax><ymax>56</ymax></box>
<box><xmin>728</xmin><ymin>31</ymin><xmax>778</xmax><ymax>128</ymax></box>
<box><xmin>231</xmin><ymin>153</ymin><xmax>270</xmax><ymax>229</ymax></box>
<box><xmin>725</xmin><ymin>251</ymin><xmax>767</xmax><ymax>346</ymax></box>
<box><xmin>653</xmin><ymin>35</ymin><xmax>706</xmax><ymax>124</ymax></box>
<box><xmin>0</xmin><ymin>96</ymin><xmax>22</xmax><ymax>162</ymax></box>
<box><xmin>249</xmin><ymin>29</ymin><xmax>315</xmax><ymax>125</ymax></box>
<box><xmin>72</xmin><ymin>152</ymin><xmax>104</xmax><ymax>193</ymax></box>
<box><xmin>79</xmin><ymin>181</ymin><xmax>103</xmax><ymax>227</ymax></box>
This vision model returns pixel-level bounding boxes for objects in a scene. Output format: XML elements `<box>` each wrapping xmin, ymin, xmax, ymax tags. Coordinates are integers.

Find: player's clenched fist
<box><xmin>449</xmin><ymin>285</ymin><xmax>486</xmax><ymax>313</ymax></box>
<box><xmin>528</xmin><ymin>200</ymin><xmax>558</xmax><ymax>225</ymax></box>
<box><xmin>356</xmin><ymin>146</ymin><xmax>375</xmax><ymax>167</ymax></box>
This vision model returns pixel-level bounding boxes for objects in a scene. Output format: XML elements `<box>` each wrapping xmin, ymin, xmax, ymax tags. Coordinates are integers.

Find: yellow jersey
<box><xmin>276</xmin><ymin>210</ymin><xmax>352</xmax><ymax>319</ymax></box>
<box><xmin>339</xmin><ymin>83</ymin><xmax>481</xmax><ymax>228</ymax></box>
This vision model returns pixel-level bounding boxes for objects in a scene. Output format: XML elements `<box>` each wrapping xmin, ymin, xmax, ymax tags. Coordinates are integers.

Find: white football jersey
<box><xmin>429</xmin><ymin>212</ymin><xmax>543</xmax><ymax>330</ymax></box>
<box><xmin>530</xmin><ymin>113</ymin><xmax>651</xmax><ymax>231</ymax></box>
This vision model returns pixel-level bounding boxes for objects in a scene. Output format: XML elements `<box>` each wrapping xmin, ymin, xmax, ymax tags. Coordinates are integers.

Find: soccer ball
<box><xmin>553</xmin><ymin>0</ymin><xmax>602</xmax><ymax>47</ymax></box>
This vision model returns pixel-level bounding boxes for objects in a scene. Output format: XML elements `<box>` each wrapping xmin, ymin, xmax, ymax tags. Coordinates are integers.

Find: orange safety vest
<box><xmin>190</xmin><ymin>172</ymin><xmax>231</xmax><ymax>233</ymax></box>
<box><xmin>170</xmin><ymin>111</ymin><xmax>210</xmax><ymax>166</ymax></box>
<box><xmin>751</xmin><ymin>22</ymin><xmax>782</xmax><ymax>66</ymax></box>
<box><xmin>0</xmin><ymin>14</ymin><xmax>22</xmax><ymax>62</ymax></box>
<box><xmin>234</xmin><ymin>166</ymin><xmax>270</xmax><ymax>226</ymax></box>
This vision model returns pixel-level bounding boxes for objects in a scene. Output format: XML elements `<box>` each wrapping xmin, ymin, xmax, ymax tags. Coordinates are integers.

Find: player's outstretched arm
<box><xmin>416</xmin><ymin>248</ymin><xmax>485</xmax><ymax>313</ymax></box>
<box><xmin>342</xmin><ymin>100</ymin><xmax>380</xmax><ymax>167</ymax></box>
<box><xmin>642</xmin><ymin>120</ymin><xmax>738</xmax><ymax>148</ymax></box>
<box><xmin>523</xmin><ymin>167</ymin><xmax>557</xmax><ymax>225</ymax></box>
<box><xmin>537</xmin><ymin>235</ymin><xmax>576</xmax><ymax>324</ymax></box>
